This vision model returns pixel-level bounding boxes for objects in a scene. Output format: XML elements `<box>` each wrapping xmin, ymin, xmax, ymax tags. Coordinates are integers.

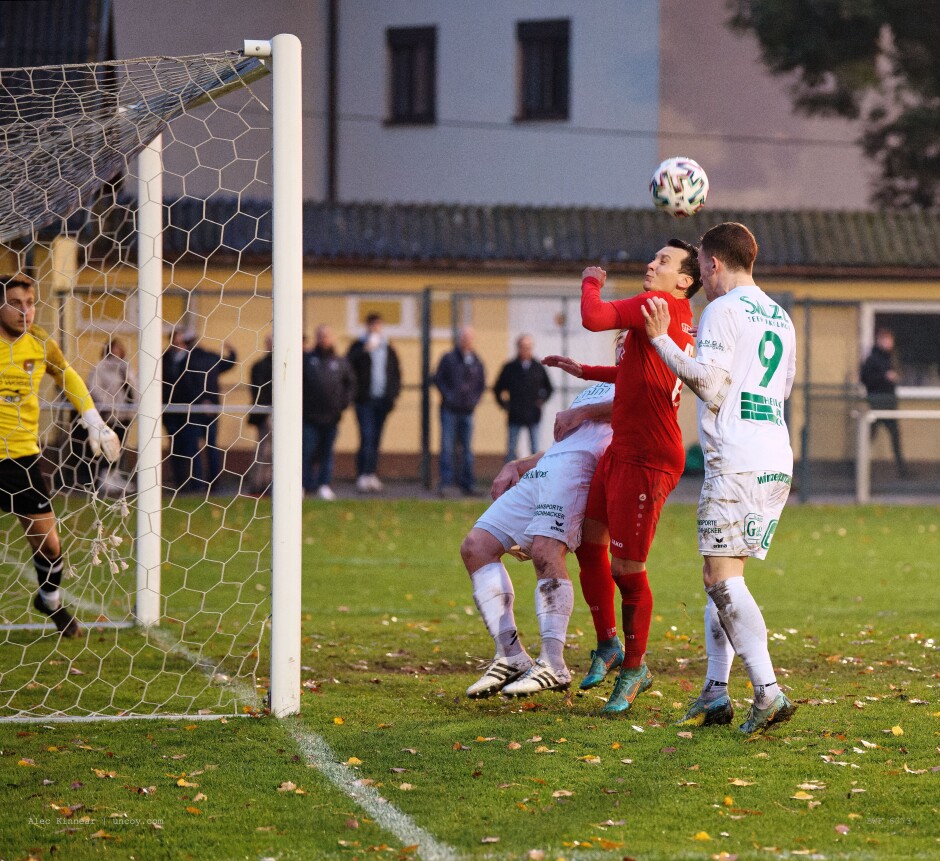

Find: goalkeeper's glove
<box><xmin>82</xmin><ymin>408</ymin><xmax>121</xmax><ymax>463</ymax></box>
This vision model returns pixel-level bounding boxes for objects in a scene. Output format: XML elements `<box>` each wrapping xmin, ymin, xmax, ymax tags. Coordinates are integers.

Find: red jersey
<box><xmin>580</xmin><ymin>277</ymin><xmax>694</xmax><ymax>474</ymax></box>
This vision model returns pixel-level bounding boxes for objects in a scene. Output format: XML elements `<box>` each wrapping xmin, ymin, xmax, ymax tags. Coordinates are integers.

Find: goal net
<box><xmin>0</xmin><ymin>40</ymin><xmax>302</xmax><ymax>721</ymax></box>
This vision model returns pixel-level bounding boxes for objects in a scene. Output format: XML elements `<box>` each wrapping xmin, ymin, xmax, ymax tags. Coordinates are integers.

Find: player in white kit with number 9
<box><xmin>641</xmin><ymin>222</ymin><xmax>798</xmax><ymax>735</ymax></box>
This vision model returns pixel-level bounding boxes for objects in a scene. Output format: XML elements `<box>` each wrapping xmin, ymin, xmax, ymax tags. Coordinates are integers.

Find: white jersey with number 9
<box><xmin>693</xmin><ymin>284</ymin><xmax>796</xmax><ymax>477</ymax></box>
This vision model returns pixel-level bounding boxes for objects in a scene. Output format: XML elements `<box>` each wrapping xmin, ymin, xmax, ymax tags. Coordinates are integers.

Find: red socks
<box><xmin>613</xmin><ymin>569</ymin><xmax>652</xmax><ymax>669</ymax></box>
<box><xmin>575</xmin><ymin>542</ymin><xmax>617</xmax><ymax>642</ymax></box>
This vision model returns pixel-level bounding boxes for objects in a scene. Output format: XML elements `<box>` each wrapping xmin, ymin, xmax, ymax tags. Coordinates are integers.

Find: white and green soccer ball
<box><xmin>649</xmin><ymin>156</ymin><xmax>709</xmax><ymax>218</ymax></box>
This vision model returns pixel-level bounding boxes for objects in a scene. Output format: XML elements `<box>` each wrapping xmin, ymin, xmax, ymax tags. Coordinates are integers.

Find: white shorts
<box><xmin>475</xmin><ymin>450</ymin><xmax>596</xmax><ymax>555</ymax></box>
<box><xmin>697</xmin><ymin>471</ymin><xmax>791</xmax><ymax>560</ymax></box>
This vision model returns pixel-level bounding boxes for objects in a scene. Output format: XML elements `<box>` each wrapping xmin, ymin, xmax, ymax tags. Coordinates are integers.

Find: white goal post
<box><xmin>0</xmin><ymin>36</ymin><xmax>303</xmax><ymax>721</ymax></box>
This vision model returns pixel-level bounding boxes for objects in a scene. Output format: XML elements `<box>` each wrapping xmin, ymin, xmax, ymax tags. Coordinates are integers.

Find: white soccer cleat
<box><xmin>466</xmin><ymin>654</ymin><xmax>533</xmax><ymax>699</ymax></box>
<box><xmin>501</xmin><ymin>659</ymin><xmax>571</xmax><ymax>697</ymax></box>
<box><xmin>316</xmin><ymin>485</ymin><xmax>336</xmax><ymax>501</ymax></box>
<box><xmin>368</xmin><ymin>474</ymin><xmax>384</xmax><ymax>491</ymax></box>
<box><xmin>356</xmin><ymin>475</ymin><xmax>372</xmax><ymax>492</ymax></box>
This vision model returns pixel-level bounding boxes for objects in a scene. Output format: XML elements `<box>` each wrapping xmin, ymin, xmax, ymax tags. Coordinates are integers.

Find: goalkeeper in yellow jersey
<box><xmin>0</xmin><ymin>275</ymin><xmax>120</xmax><ymax>638</ymax></box>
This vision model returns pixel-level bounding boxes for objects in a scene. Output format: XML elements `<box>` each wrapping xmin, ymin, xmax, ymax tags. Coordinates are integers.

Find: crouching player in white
<box><xmin>460</xmin><ymin>333</ymin><xmax>623</xmax><ymax>698</ymax></box>
<box><xmin>642</xmin><ymin>222</ymin><xmax>798</xmax><ymax>734</ymax></box>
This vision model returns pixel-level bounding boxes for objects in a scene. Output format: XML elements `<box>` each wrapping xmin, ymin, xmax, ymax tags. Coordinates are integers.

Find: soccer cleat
<box><xmin>368</xmin><ymin>474</ymin><xmax>384</xmax><ymax>492</ymax></box>
<box><xmin>466</xmin><ymin>654</ymin><xmax>533</xmax><ymax>699</ymax></box>
<box><xmin>33</xmin><ymin>592</ymin><xmax>82</xmax><ymax>639</ymax></box>
<box><xmin>356</xmin><ymin>475</ymin><xmax>372</xmax><ymax>493</ymax></box>
<box><xmin>738</xmin><ymin>693</ymin><xmax>797</xmax><ymax>734</ymax></box>
<box><xmin>501</xmin><ymin>659</ymin><xmax>571</xmax><ymax>697</ymax></box>
<box><xmin>579</xmin><ymin>645</ymin><xmax>625</xmax><ymax>690</ymax></box>
<box><xmin>601</xmin><ymin>664</ymin><xmax>653</xmax><ymax>714</ymax></box>
<box><xmin>316</xmin><ymin>485</ymin><xmax>337</xmax><ymax>501</ymax></box>
<box><xmin>674</xmin><ymin>694</ymin><xmax>734</xmax><ymax>727</ymax></box>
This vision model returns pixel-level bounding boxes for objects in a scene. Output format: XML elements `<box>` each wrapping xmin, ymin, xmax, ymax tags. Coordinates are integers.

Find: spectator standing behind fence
<box><xmin>87</xmin><ymin>338</ymin><xmax>137</xmax><ymax>493</ymax></box>
<box><xmin>493</xmin><ymin>334</ymin><xmax>554</xmax><ymax>462</ymax></box>
<box><xmin>434</xmin><ymin>325</ymin><xmax>486</xmax><ymax>497</ymax></box>
<box><xmin>246</xmin><ymin>335</ymin><xmax>273</xmax><ymax>496</ymax></box>
<box><xmin>861</xmin><ymin>327</ymin><xmax>910</xmax><ymax>478</ymax></box>
<box><xmin>303</xmin><ymin>324</ymin><xmax>355</xmax><ymax>501</ymax></box>
<box><xmin>347</xmin><ymin>313</ymin><xmax>401</xmax><ymax>493</ymax></box>
<box><xmin>174</xmin><ymin>333</ymin><xmax>237</xmax><ymax>493</ymax></box>
<box><xmin>162</xmin><ymin>328</ymin><xmax>192</xmax><ymax>490</ymax></box>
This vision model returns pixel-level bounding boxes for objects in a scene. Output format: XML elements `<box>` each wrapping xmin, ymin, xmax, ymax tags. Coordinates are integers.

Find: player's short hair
<box><xmin>666</xmin><ymin>238</ymin><xmax>702</xmax><ymax>299</ymax></box>
<box><xmin>365</xmin><ymin>312</ymin><xmax>383</xmax><ymax>326</ymax></box>
<box><xmin>699</xmin><ymin>222</ymin><xmax>758</xmax><ymax>273</ymax></box>
<box><xmin>0</xmin><ymin>275</ymin><xmax>34</xmax><ymax>296</ymax></box>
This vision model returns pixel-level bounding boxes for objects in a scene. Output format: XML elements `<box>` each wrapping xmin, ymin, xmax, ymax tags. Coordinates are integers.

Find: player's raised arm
<box><xmin>580</xmin><ymin>266</ymin><xmax>623</xmax><ymax>331</ymax></box>
<box><xmin>642</xmin><ymin>296</ymin><xmax>725</xmax><ymax>403</ymax></box>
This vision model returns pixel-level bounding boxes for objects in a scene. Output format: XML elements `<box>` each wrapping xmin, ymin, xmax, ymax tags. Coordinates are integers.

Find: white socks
<box><xmin>701</xmin><ymin>596</ymin><xmax>734</xmax><ymax>701</ymax></box>
<box><xmin>534</xmin><ymin>578</ymin><xmax>574</xmax><ymax>668</ymax></box>
<box><xmin>37</xmin><ymin>588</ymin><xmax>61</xmax><ymax>611</ymax></box>
<box><xmin>470</xmin><ymin>563</ymin><xmax>524</xmax><ymax>659</ymax></box>
<box><xmin>705</xmin><ymin>577</ymin><xmax>779</xmax><ymax>709</ymax></box>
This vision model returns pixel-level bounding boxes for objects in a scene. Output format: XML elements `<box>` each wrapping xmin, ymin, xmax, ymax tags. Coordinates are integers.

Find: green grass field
<box><xmin>2</xmin><ymin>498</ymin><xmax>939</xmax><ymax>860</ymax></box>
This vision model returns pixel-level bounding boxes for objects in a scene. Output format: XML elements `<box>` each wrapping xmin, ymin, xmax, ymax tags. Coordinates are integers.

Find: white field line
<box><xmin>288</xmin><ymin>728</ymin><xmax>459</xmax><ymax>861</ymax></box>
<box><xmin>26</xmin><ymin>592</ymin><xmax>461</xmax><ymax>861</ymax></box>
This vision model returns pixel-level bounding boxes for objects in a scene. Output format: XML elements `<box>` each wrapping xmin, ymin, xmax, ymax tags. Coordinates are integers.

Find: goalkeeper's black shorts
<box><xmin>0</xmin><ymin>454</ymin><xmax>53</xmax><ymax>516</ymax></box>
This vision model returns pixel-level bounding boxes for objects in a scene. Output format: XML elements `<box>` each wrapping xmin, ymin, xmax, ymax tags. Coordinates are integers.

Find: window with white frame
<box><xmin>860</xmin><ymin>302</ymin><xmax>940</xmax><ymax>395</ymax></box>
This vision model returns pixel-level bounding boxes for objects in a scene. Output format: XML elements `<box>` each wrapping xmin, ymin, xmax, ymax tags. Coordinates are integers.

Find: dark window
<box><xmin>517</xmin><ymin>19</ymin><xmax>570</xmax><ymax>121</ymax></box>
<box><xmin>387</xmin><ymin>26</ymin><xmax>436</xmax><ymax>125</ymax></box>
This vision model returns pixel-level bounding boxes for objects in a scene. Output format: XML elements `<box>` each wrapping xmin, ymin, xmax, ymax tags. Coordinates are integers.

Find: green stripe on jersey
<box><xmin>741</xmin><ymin>391</ymin><xmax>783</xmax><ymax>425</ymax></box>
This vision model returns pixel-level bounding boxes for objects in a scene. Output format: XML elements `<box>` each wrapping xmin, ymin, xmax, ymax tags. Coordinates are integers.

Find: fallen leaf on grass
<box><xmin>89</xmin><ymin>829</ymin><xmax>113</xmax><ymax>839</ymax></box>
<box><xmin>797</xmin><ymin>783</ymin><xmax>825</xmax><ymax>791</ymax></box>
<box><xmin>346</xmin><ymin>757</ymin><xmax>363</xmax><ymax>765</ymax></box>
<box><xmin>177</xmin><ymin>778</ymin><xmax>198</xmax><ymax>787</ymax></box>
<box><xmin>692</xmin><ymin>831</ymin><xmax>711</xmax><ymax>841</ymax></box>
<box><xmin>476</xmin><ymin>736</ymin><xmax>496</xmax><ymax>742</ymax></box>
<box><xmin>791</xmin><ymin>791</ymin><xmax>814</xmax><ymax>800</ymax></box>
<box><xmin>193</xmin><ymin>792</ymin><xmax>206</xmax><ymax>802</ymax></box>
<box><xmin>185</xmin><ymin>806</ymin><xmax>201</xmax><ymax>815</ymax></box>
<box><xmin>277</xmin><ymin>781</ymin><xmax>297</xmax><ymax>792</ymax></box>
<box><xmin>93</xmin><ymin>769</ymin><xmax>116</xmax><ymax>779</ymax></box>
<box><xmin>333</xmin><ymin>717</ymin><xmax>345</xmax><ymax>725</ymax></box>
<box><xmin>400</xmin><ymin>748</ymin><xmax>417</xmax><ymax>754</ymax></box>
<box><xmin>577</xmin><ymin>755</ymin><xmax>601</xmax><ymax>764</ymax></box>
<box><xmin>507</xmin><ymin>742</ymin><xmax>522</xmax><ymax>750</ymax></box>
<box><xmin>398</xmin><ymin>783</ymin><xmax>415</xmax><ymax>790</ymax></box>
<box><xmin>677</xmin><ymin>731</ymin><xmax>693</xmax><ymax>739</ymax></box>
<box><xmin>552</xmin><ymin>789</ymin><xmax>574</xmax><ymax>797</ymax></box>
<box><xmin>452</xmin><ymin>742</ymin><xmax>470</xmax><ymax>751</ymax></box>
<box><xmin>527</xmin><ymin>851</ymin><xmax>545</xmax><ymax>861</ymax></box>
<box><xmin>534</xmin><ymin>746</ymin><xmax>556</xmax><ymax>754</ymax></box>
<box><xmin>728</xmin><ymin>778</ymin><xmax>755</xmax><ymax>786</ymax></box>
<box><xmin>835</xmin><ymin>824</ymin><xmax>850</xmax><ymax>835</ymax></box>
<box><xmin>890</xmin><ymin>726</ymin><xmax>904</xmax><ymax>736</ymax></box>
<box><xmin>481</xmin><ymin>836</ymin><xmax>500</xmax><ymax>844</ymax></box>
<box><xmin>17</xmin><ymin>759</ymin><xmax>36</xmax><ymax>767</ymax></box>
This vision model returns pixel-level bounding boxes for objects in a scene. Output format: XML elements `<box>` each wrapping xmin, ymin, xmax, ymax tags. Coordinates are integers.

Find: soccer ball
<box><xmin>649</xmin><ymin>157</ymin><xmax>709</xmax><ymax>218</ymax></box>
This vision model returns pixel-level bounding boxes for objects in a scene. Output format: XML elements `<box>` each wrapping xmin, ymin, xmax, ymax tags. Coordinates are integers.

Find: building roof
<box><xmin>160</xmin><ymin>199</ymin><xmax>940</xmax><ymax>278</ymax></box>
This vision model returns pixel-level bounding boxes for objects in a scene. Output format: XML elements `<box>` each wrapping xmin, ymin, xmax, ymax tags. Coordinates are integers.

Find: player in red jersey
<box><xmin>544</xmin><ymin>239</ymin><xmax>699</xmax><ymax>714</ymax></box>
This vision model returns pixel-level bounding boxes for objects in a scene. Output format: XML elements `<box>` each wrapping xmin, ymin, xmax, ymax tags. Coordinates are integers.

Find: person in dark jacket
<box><xmin>347</xmin><ymin>313</ymin><xmax>402</xmax><ymax>492</ymax></box>
<box><xmin>433</xmin><ymin>325</ymin><xmax>486</xmax><ymax>495</ymax></box>
<box><xmin>246</xmin><ymin>335</ymin><xmax>273</xmax><ymax>495</ymax></box>
<box><xmin>493</xmin><ymin>333</ymin><xmax>554</xmax><ymax>462</ymax></box>
<box><xmin>861</xmin><ymin>327</ymin><xmax>909</xmax><ymax>477</ymax></box>
<box><xmin>173</xmin><ymin>331</ymin><xmax>237</xmax><ymax>493</ymax></box>
<box><xmin>303</xmin><ymin>324</ymin><xmax>355</xmax><ymax>499</ymax></box>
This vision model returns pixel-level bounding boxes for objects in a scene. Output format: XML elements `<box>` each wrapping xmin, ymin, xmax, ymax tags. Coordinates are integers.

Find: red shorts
<box><xmin>584</xmin><ymin>450</ymin><xmax>680</xmax><ymax>562</ymax></box>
